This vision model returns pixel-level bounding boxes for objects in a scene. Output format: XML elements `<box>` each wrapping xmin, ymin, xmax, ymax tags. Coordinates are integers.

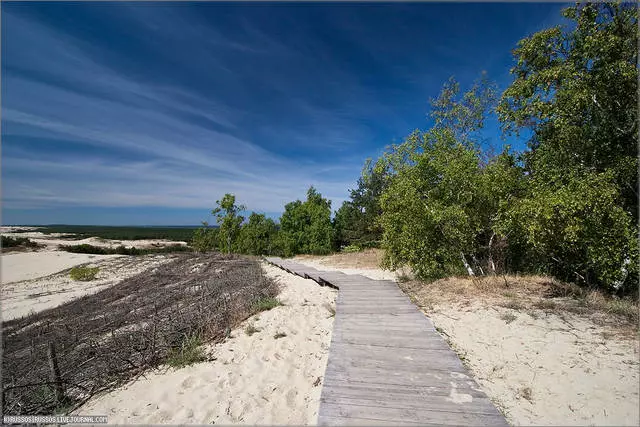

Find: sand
<box><xmin>1</xmin><ymin>251</ymin><xmax>117</xmax><ymax>284</ymax></box>
<box><xmin>293</xmin><ymin>250</ymin><xmax>640</xmax><ymax>426</ymax></box>
<box><xmin>76</xmin><ymin>262</ymin><xmax>337</xmax><ymax>425</ymax></box>
<box><xmin>1</xmin><ymin>253</ymin><xmax>174</xmax><ymax>321</ymax></box>
<box><xmin>430</xmin><ymin>302</ymin><xmax>639</xmax><ymax>426</ymax></box>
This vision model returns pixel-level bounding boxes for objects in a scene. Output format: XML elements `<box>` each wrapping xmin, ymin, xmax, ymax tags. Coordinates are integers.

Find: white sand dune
<box><xmin>1</xmin><ymin>251</ymin><xmax>116</xmax><ymax>284</ymax></box>
<box><xmin>1</xmin><ymin>231</ymin><xmax>187</xmax><ymax>251</ymax></box>
<box><xmin>77</xmin><ymin>263</ymin><xmax>337</xmax><ymax>425</ymax></box>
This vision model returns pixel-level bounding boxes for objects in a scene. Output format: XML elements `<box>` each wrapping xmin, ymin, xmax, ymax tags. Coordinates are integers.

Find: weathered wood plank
<box><xmin>318</xmin><ymin>402</ymin><xmax>508</xmax><ymax>426</ymax></box>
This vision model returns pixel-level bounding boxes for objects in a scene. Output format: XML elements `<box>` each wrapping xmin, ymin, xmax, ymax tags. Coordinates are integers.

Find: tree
<box><xmin>191</xmin><ymin>221</ymin><xmax>219</xmax><ymax>253</ymax></box>
<box><xmin>496</xmin><ymin>1</ymin><xmax>638</xmax><ymax>292</ymax></box>
<box><xmin>379</xmin><ymin>76</ymin><xmax>515</xmax><ymax>280</ymax></box>
<box><xmin>280</xmin><ymin>186</ymin><xmax>333</xmax><ymax>255</ymax></box>
<box><xmin>334</xmin><ymin>158</ymin><xmax>389</xmax><ymax>249</ymax></box>
<box><xmin>237</xmin><ymin>213</ymin><xmax>279</xmax><ymax>255</ymax></box>
<box><xmin>498</xmin><ymin>1</ymin><xmax>638</xmax><ymax>216</ymax></box>
<box><xmin>212</xmin><ymin>193</ymin><xmax>246</xmax><ymax>254</ymax></box>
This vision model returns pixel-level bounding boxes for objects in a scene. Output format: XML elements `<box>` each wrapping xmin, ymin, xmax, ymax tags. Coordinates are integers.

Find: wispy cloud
<box><xmin>2</xmin><ymin>6</ymin><xmax>364</xmax><ymax>216</ymax></box>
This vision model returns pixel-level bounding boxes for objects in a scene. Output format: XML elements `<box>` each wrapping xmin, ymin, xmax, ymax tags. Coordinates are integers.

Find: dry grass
<box><xmin>398</xmin><ymin>274</ymin><xmax>639</xmax><ymax>334</ymax></box>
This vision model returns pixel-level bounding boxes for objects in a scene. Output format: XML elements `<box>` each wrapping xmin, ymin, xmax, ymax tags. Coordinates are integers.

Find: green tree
<box><xmin>280</xmin><ymin>186</ymin><xmax>333</xmax><ymax>255</ymax></box>
<box><xmin>334</xmin><ymin>158</ymin><xmax>389</xmax><ymax>249</ymax></box>
<box><xmin>379</xmin><ymin>76</ymin><xmax>513</xmax><ymax>279</ymax></box>
<box><xmin>496</xmin><ymin>1</ymin><xmax>638</xmax><ymax>292</ymax></box>
<box><xmin>191</xmin><ymin>221</ymin><xmax>219</xmax><ymax>253</ymax></box>
<box><xmin>498</xmin><ymin>1</ymin><xmax>638</xmax><ymax>216</ymax></box>
<box><xmin>212</xmin><ymin>194</ymin><xmax>246</xmax><ymax>254</ymax></box>
<box><xmin>237</xmin><ymin>213</ymin><xmax>279</xmax><ymax>255</ymax></box>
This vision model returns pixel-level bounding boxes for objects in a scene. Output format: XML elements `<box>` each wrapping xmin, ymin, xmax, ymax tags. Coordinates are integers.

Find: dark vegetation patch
<box><xmin>37</xmin><ymin>225</ymin><xmax>199</xmax><ymax>242</ymax></box>
<box><xmin>69</xmin><ymin>266</ymin><xmax>99</xmax><ymax>282</ymax></box>
<box><xmin>59</xmin><ymin>244</ymin><xmax>191</xmax><ymax>256</ymax></box>
<box><xmin>2</xmin><ymin>253</ymin><xmax>278</xmax><ymax>415</ymax></box>
<box><xmin>1</xmin><ymin>236</ymin><xmax>42</xmax><ymax>251</ymax></box>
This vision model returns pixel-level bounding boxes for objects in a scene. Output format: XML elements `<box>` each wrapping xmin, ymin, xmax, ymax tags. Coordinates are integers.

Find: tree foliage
<box><xmin>236</xmin><ymin>213</ymin><xmax>279</xmax><ymax>255</ymax></box>
<box><xmin>212</xmin><ymin>194</ymin><xmax>246</xmax><ymax>254</ymax></box>
<box><xmin>496</xmin><ymin>1</ymin><xmax>638</xmax><ymax>292</ymax></box>
<box><xmin>379</xmin><ymin>76</ymin><xmax>511</xmax><ymax>280</ymax></box>
<box><xmin>334</xmin><ymin>158</ymin><xmax>389</xmax><ymax>249</ymax></box>
<box><xmin>498</xmin><ymin>1</ymin><xmax>638</xmax><ymax>215</ymax></box>
<box><xmin>280</xmin><ymin>186</ymin><xmax>334</xmax><ymax>255</ymax></box>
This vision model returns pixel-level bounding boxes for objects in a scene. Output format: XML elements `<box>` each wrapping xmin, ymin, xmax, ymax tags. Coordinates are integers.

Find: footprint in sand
<box><xmin>181</xmin><ymin>376</ymin><xmax>196</xmax><ymax>389</ymax></box>
<box><xmin>286</xmin><ymin>389</ymin><xmax>298</xmax><ymax>408</ymax></box>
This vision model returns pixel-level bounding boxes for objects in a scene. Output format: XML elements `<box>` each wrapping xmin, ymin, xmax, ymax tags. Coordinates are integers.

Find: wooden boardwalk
<box><xmin>264</xmin><ymin>257</ymin><xmax>508</xmax><ymax>426</ymax></box>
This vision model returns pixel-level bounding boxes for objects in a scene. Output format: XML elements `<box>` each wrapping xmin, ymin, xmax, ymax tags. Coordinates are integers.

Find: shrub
<box><xmin>245</xmin><ymin>325</ymin><xmax>261</xmax><ymax>336</ymax></box>
<box><xmin>1</xmin><ymin>236</ymin><xmax>40</xmax><ymax>249</ymax></box>
<box><xmin>497</xmin><ymin>171</ymin><xmax>637</xmax><ymax>293</ymax></box>
<box><xmin>191</xmin><ymin>224</ymin><xmax>219</xmax><ymax>253</ymax></box>
<box><xmin>69</xmin><ymin>266</ymin><xmax>99</xmax><ymax>281</ymax></box>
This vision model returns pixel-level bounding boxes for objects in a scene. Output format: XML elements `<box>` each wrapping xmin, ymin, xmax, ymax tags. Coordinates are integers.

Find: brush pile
<box><xmin>2</xmin><ymin>253</ymin><xmax>278</xmax><ymax>415</ymax></box>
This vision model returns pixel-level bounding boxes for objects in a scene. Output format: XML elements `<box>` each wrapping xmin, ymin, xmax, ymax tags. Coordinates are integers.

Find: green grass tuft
<box><xmin>166</xmin><ymin>334</ymin><xmax>206</xmax><ymax>368</ymax></box>
<box><xmin>252</xmin><ymin>296</ymin><xmax>282</xmax><ymax>312</ymax></box>
<box><xmin>69</xmin><ymin>266</ymin><xmax>99</xmax><ymax>281</ymax></box>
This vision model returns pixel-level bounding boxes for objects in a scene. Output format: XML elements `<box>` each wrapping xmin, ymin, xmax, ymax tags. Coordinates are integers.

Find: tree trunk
<box><xmin>460</xmin><ymin>252</ymin><xmax>475</xmax><ymax>276</ymax></box>
<box><xmin>488</xmin><ymin>232</ymin><xmax>496</xmax><ymax>274</ymax></box>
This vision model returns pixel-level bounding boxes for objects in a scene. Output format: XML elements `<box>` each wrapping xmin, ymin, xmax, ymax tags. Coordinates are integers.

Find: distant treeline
<box><xmin>195</xmin><ymin>3</ymin><xmax>638</xmax><ymax>296</ymax></box>
<box><xmin>30</xmin><ymin>225</ymin><xmax>198</xmax><ymax>242</ymax></box>
<box><xmin>59</xmin><ymin>243</ymin><xmax>192</xmax><ymax>255</ymax></box>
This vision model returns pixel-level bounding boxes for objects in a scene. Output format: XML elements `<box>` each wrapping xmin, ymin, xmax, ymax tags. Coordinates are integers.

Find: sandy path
<box><xmin>1</xmin><ymin>251</ymin><xmax>116</xmax><ymax>284</ymax></box>
<box><xmin>2</xmin><ymin>254</ymin><xmax>174</xmax><ymax>321</ymax></box>
<box><xmin>77</xmin><ymin>262</ymin><xmax>337</xmax><ymax>425</ymax></box>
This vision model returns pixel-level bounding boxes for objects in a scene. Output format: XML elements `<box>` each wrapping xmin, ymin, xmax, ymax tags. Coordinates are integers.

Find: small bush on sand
<box><xmin>252</xmin><ymin>296</ymin><xmax>282</xmax><ymax>312</ymax></box>
<box><xmin>274</xmin><ymin>332</ymin><xmax>287</xmax><ymax>339</ymax></box>
<box><xmin>69</xmin><ymin>266</ymin><xmax>99</xmax><ymax>281</ymax></box>
<box><xmin>500</xmin><ymin>312</ymin><xmax>518</xmax><ymax>324</ymax></box>
<box><xmin>245</xmin><ymin>325</ymin><xmax>261</xmax><ymax>336</ymax></box>
<box><xmin>166</xmin><ymin>334</ymin><xmax>206</xmax><ymax>368</ymax></box>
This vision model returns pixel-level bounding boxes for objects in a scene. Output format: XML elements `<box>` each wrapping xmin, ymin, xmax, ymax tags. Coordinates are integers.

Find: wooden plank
<box><xmin>318</xmin><ymin>402</ymin><xmax>508</xmax><ymax>426</ymax></box>
<box><xmin>320</xmin><ymin>394</ymin><xmax>503</xmax><ymax>415</ymax></box>
<box><xmin>318</xmin><ymin>415</ymin><xmax>425</xmax><ymax>426</ymax></box>
<box><xmin>320</xmin><ymin>379</ymin><xmax>489</xmax><ymax>399</ymax></box>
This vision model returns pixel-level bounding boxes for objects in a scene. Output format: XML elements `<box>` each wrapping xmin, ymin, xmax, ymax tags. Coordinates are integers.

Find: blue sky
<box><xmin>2</xmin><ymin>2</ymin><xmax>566</xmax><ymax>226</ymax></box>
